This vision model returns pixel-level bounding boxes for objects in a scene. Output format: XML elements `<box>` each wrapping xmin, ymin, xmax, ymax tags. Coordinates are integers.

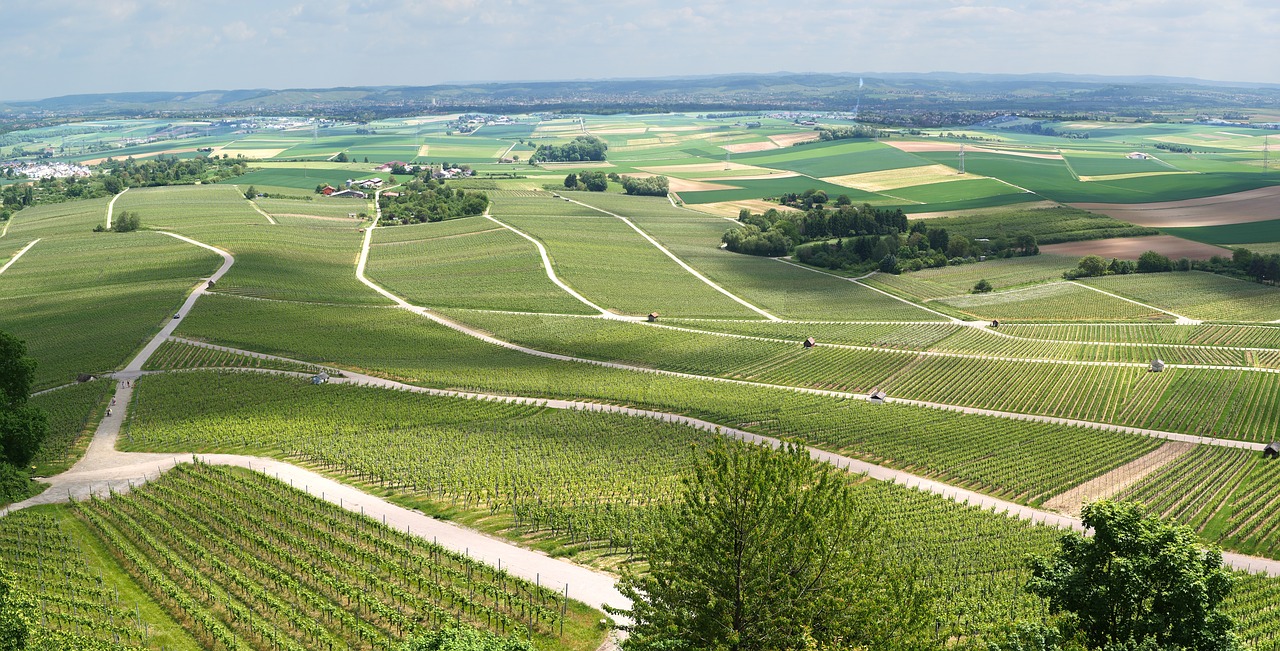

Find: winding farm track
<box><xmin>560</xmin><ymin>194</ymin><xmax>782</xmax><ymax>321</ymax></box>
<box><xmin>104</xmin><ymin>187</ymin><xmax>128</xmax><ymax>229</ymax></box>
<box><xmin>483</xmin><ymin>212</ymin><xmax>613</xmax><ymax>316</ymax></box>
<box><xmin>1070</xmin><ymin>280</ymin><xmax>1201</xmax><ymax>325</ymax></box>
<box><xmin>771</xmin><ymin>257</ymin><xmax>963</xmax><ymax>322</ymax></box>
<box><xmin>0</xmin><ymin>238</ymin><xmax>39</xmax><ymax>275</ymax></box>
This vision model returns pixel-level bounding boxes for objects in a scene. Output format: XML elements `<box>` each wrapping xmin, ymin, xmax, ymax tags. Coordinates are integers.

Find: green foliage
<box><xmin>1072</xmin><ymin>255</ymin><xmax>1108</xmax><ymax>278</ymax></box>
<box><xmin>531</xmin><ymin>136</ymin><xmax>607</xmax><ymax>163</ymax></box>
<box><xmin>0</xmin><ymin>568</ymin><xmax>35</xmax><ymax>651</ymax></box>
<box><xmin>379</xmin><ymin>179</ymin><xmax>488</xmax><ymax>225</ymax></box>
<box><xmin>110</xmin><ymin>211</ymin><xmax>140</xmax><ymax>233</ymax></box>
<box><xmin>1027</xmin><ymin>500</ymin><xmax>1238</xmax><ymax>651</ymax></box>
<box><xmin>0</xmin><ymin>331</ymin><xmax>48</xmax><ymax>469</ymax></box>
<box><xmin>242</xmin><ymin>185</ymin><xmax>256</xmax><ymax>200</ymax></box>
<box><xmin>616</xmin><ymin>440</ymin><xmax>936</xmax><ymax>651</ymax></box>
<box><xmin>400</xmin><ymin>626</ymin><xmax>534</xmax><ymax>651</ymax></box>
<box><xmin>973</xmin><ymin>279</ymin><xmax>993</xmax><ymax>293</ymax></box>
<box><xmin>721</xmin><ymin>223</ymin><xmax>790</xmax><ymax>256</ymax></box>
<box><xmin>922</xmin><ymin>206</ymin><xmax>1157</xmax><ymax>246</ymax></box>
<box><xmin>1136</xmin><ymin>250</ymin><xmax>1173</xmax><ymax>274</ymax></box>
<box><xmin>620</xmin><ymin>175</ymin><xmax>669</xmax><ymax>197</ymax></box>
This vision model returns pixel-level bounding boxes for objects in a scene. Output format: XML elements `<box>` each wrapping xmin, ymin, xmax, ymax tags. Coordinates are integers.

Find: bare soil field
<box><xmin>590</xmin><ymin>127</ymin><xmax>649</xmax><ymax>135</ymax></box>
<box><xmin>768</xmin><ymin>132</ymin><xmax>821</xmax><ymax>147</ymax></box>
<box><xmin>1043</xmin><ymin>441</ymin><xmax>1193</xmax><ymax>517</ymax></box>
<box><xmin>885</xmin><ymin>141</ymin><xmax>1063</xmax><ymax>160</ymax></box>
<box><xmin>721</xmin><ymin>141</ymin><xmax>780</xmax><ymax>154</ymax></box>
<box><xmin>537</xmin><ymin>161</ymin><xmax>615</xmax><ymax>169</ymax></box>
<box><xmin>1040</xmin><ymin>235</ymin><xmax>1232</xmax><ymax>260</ymax></box>
<box><xmin>1073</xmin><ymin>186</ymin><xmax>1280</xmax><ymax>227</ymax></box>
<box><xmin>700</xmin><ymin>172</ymin><xmax>799</xmax><ymax>181</ymax></box>
<box><xmin>215</xmin><ymin>147</ymin><xmax>289</xmax><ymax>159</ymax></box>
<box><xmin>666</xmin><ymin>178</ymin><xmax>738</xmax><ymax>192</ymax></box>
<box><xmin>908</xmin><ymin>200</ymin><xmax>1062</xmax><ymax>220</ymax></box>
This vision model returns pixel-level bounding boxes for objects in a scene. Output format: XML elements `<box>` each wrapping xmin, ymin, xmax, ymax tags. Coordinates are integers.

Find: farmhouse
<box><xmin>311</xmin><ymin>372</ymin><xmax>330</xmax><ymax>385</ymax></box>
<box><xmin>320</xmin><ymin>185</ymin><xmax>336</xmax><ymax>195</ymax></box>
<box><xmin>329</xmin><ymin>189</ymin><xmax>367</xmax><ymax>199</ymax></box>
<box><xmin>1127</xmin><ymin>152</ymin><xmax>1152</xmax><ymax>160</ymax></box>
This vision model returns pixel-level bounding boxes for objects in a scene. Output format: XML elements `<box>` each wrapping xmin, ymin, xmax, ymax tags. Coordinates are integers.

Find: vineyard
<box><xmin>366</xmin><ymin>216</ymin><xmax>597</xmax><ymax>314</ymax></box>
<box><xmin>7</xmin><ymin>167</ymin><xmax>1280</xmax><ymax>649</ymax></box>
<box><xmin>29</xmin><ymin>380</ymin><xmax>114</xmax><ymax>475</ymax></box>
<box><xmin>125</xmin><ymin>372</ymin><xmax>1158</xmax><ymax>527</ymax></box>
<box><xmin>74</xmin><ymin>463</ymin><xmax>600</xmax><ymax>651</ymax></box>
<box><xmin>0</xmin><ymin>508</ymin><xmax>197</xmax><ymax>649</ymax></box>
<box><xmin>141</xmin><ymin>339</ymin><xmax>324</xmax><ymax>374</ymax></box>
<box><xmin>114</xmin><ymin>373</ymin><xmax>1280</xmax><ymax>645</ymax></box>
<box><xmin>487</xmin><ymin>194</ymin><xmax>760</xmax><ymax>318</ymax></box>
<box><xmin>564</xmin><ymin>193</ymin><xmax>946</xmax><ymax>322</ymax></box>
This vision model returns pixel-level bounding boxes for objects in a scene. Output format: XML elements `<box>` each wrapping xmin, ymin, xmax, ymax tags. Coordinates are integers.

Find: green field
<box><xmin>1165</xmin><ymin>219</ymin><xmax>1280</xmax><ymax>246</ymax></box>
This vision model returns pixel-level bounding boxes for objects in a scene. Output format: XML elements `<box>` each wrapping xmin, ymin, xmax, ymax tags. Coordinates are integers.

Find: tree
<box><xmin>563</xmin><ymin>173</ymin><xmax>578</xmax><ymax>189</ymax></box>
<box><xmin>1075</xmin><ymin>255</ymin><xmax>1108</xmax><ymax>278</ymax></box>
<box><xmin>0</xmin><ymin>331</ymin><xmax>48</xmax><ymax>469</ymax></box>
<box><xmin>1027</xmin><ymin>500</ymin><xmax>1238</xmax><ymax>651</ymax></box>
<box><xmin>973</xmin><ymin>279</ymin><xmax>993</xmax><ymax>293</ymax></box>
<box><xmin>1136</xmin><ymin>250</ymin><xmax>1173</xmax><ymax>274</ymax></box>
<box><xmin>334</xmin><ymin>152</ymin><xmax>349</xmax><ymax>162</ymax></box>
<box><xmin>614</xmin><ymin>440</ymin><xmax>936</xmax><ymax>651</ymax></box>
<box><xmin>243</xmin><ymin>185</ymin><xmax>257</xmax><ymax>200</ymax></box>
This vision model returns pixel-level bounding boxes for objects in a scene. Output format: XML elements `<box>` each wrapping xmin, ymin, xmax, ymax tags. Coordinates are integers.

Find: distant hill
<box><xmin>2</xmin><ymin>72</ymin><xmax>1278</xmax><ymax>118</ymax></box>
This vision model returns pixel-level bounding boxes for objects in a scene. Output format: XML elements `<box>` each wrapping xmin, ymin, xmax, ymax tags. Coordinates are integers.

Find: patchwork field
<box><xmin>1039</xmin><ymin>234</ymin><xmax>1233</xmax><ymax>260</ymax></box>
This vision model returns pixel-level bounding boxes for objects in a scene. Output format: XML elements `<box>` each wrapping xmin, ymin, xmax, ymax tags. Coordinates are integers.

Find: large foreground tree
<box><xmin>614</xmin><ymin>440</ymin><xmax>936</xmax><ymax>651</ymax></box>
<box><xmin>1027</xmin><ymin>500</ymin><xmax>1238</xmax><ymax>651</ymax></box>
<box><xmin>0</xmin><ymin>330</ymin><xmax>47</xmax><ymax>469</ymax></box>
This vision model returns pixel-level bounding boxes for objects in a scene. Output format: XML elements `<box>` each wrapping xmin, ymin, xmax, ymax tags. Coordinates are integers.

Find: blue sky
<box><xmin>4</xmin><ymin>0</ymin><xmax>1278</xmax><ymax>101</ymax></box>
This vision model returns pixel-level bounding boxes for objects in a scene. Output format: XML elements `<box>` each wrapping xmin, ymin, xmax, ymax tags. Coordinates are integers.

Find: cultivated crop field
<box><xmin>5</xmin><ymin>112</ymin><xmax>1280</xmax><ymax>650</ymax></box>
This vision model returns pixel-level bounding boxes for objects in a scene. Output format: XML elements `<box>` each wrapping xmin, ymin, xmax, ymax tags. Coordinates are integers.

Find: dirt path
<box><xmin>122</xmin><ymin>232</ymin><xmax>234</xmax><ymax>372</ymax></box>
<box><xmin>0</xmin><ymin>238</ymin><xmax>39</xmax><ymax>275</ymax></box>
<box><xmin>104</xmin><ymin>187</ymin><xmax>128</xmax><ymax>229</ymax></box>
<box><xmin>1043</xmin><ymin>441</ymin><xmax>1194</xmax><ymax>517</ymax></box>
<box><xmin>563</xmin><ymin>195</ymin><xmax>780</xmax><ymax>321</ymax></box>
<box><xmin>1070</xmin><ymin>280</ymin><xmax>1201</xmax><ymax>325</ymax></box>
<box><xmin>245</xmin><ymin>197</ymin><xmax>279</xmax><ymax>225</ymax></box>
<box><xmin>772</xmin><ymin>257</ymin><xmax>962</xmax><ymax>323</ymax></box>
<box><xmin>483</xmin><ymin>212</ymin><xmax>614</xmax><ymax>316</ymax></box>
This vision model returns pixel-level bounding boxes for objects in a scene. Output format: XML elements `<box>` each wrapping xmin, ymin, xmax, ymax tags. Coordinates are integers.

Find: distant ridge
<box><xmin>2</xmin><ymin>71</ymin><xmax>1277</xmax><ymax>116</ymax></box>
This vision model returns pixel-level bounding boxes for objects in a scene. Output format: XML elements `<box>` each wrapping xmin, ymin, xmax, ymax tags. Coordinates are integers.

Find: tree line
<box><xmin>1067</xmin><ymin>248</ymin><xmax>1280</xmax><ymax>285</ymax></box>
<box><xmin>1</xmin><ymin>155</ymin><xmax>246</xmax><ymax>224</ymax></box>
<box><xmin>530</xmin><ymin>136</ymin><xmax>607</xmax><ymax>163</ymax></box>
<box><xmin>724</xmin><ymin>195</ymin><xmax>1039</xmax><ymax>273</ymax></box>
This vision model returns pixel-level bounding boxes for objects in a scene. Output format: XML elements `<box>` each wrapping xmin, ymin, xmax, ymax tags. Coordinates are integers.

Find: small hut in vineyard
<box><xmin>868</xmin><ymin>390</ymin><xmax>887</xmax><ymax>404</ymax></box>
<box><xmin>1150</xmin><ymin>359</ymin><xmax>1165</xmax><ymax>373</ymax></box>
<box><xmin>647</xmin><ymin>312</ymin><xmax>659</xmax><ymax>323</ymax></box>
<box><xmin>1265</xmin><ymin>442</ymin><xmax>1280</xmax><ymax>460</ymax></box>
<box><xmin>803</xmin><ymin>337</ymin><xmax>816</xmax><ymax>348</ymax></box>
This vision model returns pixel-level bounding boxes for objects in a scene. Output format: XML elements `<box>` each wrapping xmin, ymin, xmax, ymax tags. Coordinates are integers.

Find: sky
<box><xmin>3</xmin><ymin>0</ymin><xmax>1279</xmax><ymax>101</ymax></box>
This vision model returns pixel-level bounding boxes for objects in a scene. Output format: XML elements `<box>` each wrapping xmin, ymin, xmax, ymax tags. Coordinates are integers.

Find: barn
<box><xmin>1265</xmin><ymin>442</ymin><xmax>1280</xmax><ymax>460</ymax></box>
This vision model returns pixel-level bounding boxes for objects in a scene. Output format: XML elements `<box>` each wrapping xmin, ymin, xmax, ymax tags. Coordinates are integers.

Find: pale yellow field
<box><xmin>686</xmin><ymin>199</ymin><xmax>803</xmax><ymax>218</ymax></box>
<box><xmin>1077</xmin><ymin>170</ymin><xmax>1197</xmax><ymax>182</ymax></box>
<box><xmin>721</xmin><ymin>141</ymin><xmax>779</xmax><ymax>153</ymax></box>
<box><xmin>822</xmin><ymin>164</ymin><xmax>972</xmax><ymax>191</ymax></box>
<box><xmin>537</xmin><ymin>161</ymin><xmax>615</xmax><ymax>169</ymax></box>
<box><xmin>592</xmin><ymin>127</ymin><xmax>649</xmax><ymax>135</ymax></box>
<box><xmin>215</xmin><ymin>147</ymin><xmax>288</xmax><ymax>159</ymax></box>
<box><xmin>417</xmin><ymin>145</ymin><xmax>429</xmax><ymax>157</ymax></box>
<box><xmin>768</xmin><ymin>132</ymin><xmax>820</xmax><ymax>147</ymax></box>
<box><xmin>639</xmin><ymin>161</ymin><xmax>773</xmax><ymax>174</ymax></box>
